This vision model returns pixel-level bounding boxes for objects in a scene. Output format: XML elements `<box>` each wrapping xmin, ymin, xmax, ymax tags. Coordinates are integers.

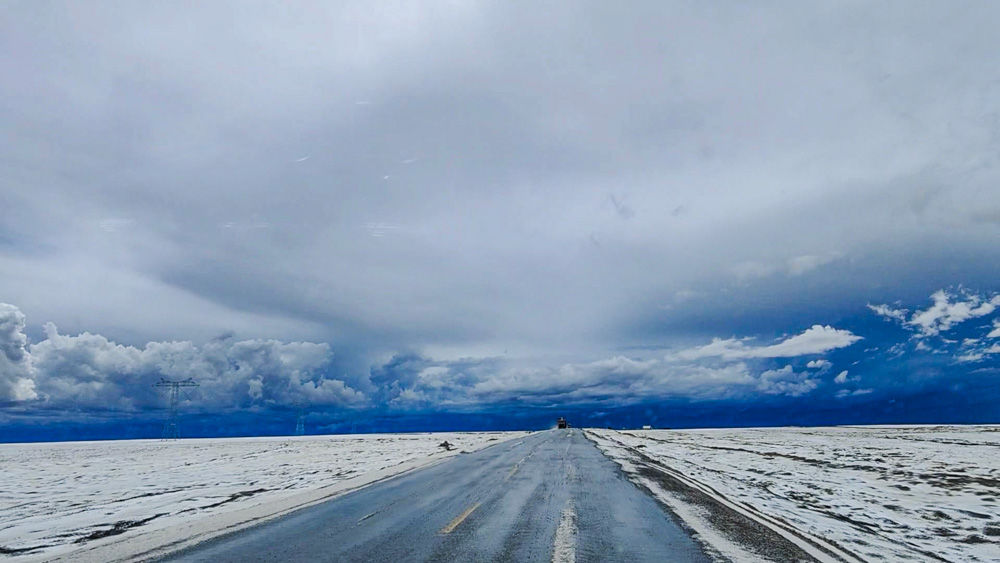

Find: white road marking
<box><xmin>551</xmin><ymin>499</ymin><xmax>577</xmax><ymax>563</ymax></box>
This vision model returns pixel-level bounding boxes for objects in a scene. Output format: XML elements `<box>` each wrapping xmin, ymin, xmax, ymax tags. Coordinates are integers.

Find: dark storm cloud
<box><xmin>2</xmin><ymin>2</ymin><xmax>999</xmax><ymax>429</ymax></box>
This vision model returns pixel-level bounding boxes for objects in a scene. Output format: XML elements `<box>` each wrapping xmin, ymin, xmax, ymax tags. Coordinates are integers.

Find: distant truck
<box><xmin>557</xmin><ymin>417</ymin><xmax>568</xmax><ymax>429</ymax></box>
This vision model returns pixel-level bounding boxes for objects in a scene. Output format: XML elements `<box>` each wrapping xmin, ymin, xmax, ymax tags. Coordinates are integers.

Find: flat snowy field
<box><xmin>0</xmin><ymin>431</ymin><xmax>528</xmax><ymax>561</ymax></box>
<box><xmin>589</xmin><ymin>425</ymin><xmax>999</xmax><ymax>562</ymax></box>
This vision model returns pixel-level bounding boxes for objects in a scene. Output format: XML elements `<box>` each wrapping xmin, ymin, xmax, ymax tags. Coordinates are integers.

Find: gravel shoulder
<box><xmin>586</xmin><ymin>426</ymin><xmax>1000</xmax><ymax>562</ymax></box>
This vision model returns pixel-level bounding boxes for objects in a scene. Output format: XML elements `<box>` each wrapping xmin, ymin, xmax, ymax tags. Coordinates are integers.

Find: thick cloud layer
<box><xmin>2</xmin><ymin>4</ymin><xmax>998</xmax><ymax>434</ymax></box>
<box><xmin>3</xmin><ymin>2</ymin><xmax>999</xmax><ymax>357</ymax></box>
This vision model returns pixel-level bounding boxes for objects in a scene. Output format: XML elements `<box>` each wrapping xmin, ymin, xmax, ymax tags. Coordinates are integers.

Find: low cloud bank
<box><xmin>368</xmin><ymin>326</ymin><xmax>866</xmax><ymax>410</ymax></box>
<box><xmin>3</xmin><ymin>302</ymin><xmax>861</xmax><ymax>412</ymax></box>
<box><xmin>0</xmin><ymin>303</ymin><xmax>364</xmax><ymax>409</ymax></box>
<box><xmin>4</xmin><ymin>287</ymin><xmax>997</xmax><ymax>423</ymax></box>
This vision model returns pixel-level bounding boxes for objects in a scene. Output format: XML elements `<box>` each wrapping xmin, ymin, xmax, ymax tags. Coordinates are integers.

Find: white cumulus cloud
<box><xmin>0</xmin><ymin>303</ymin><xmax>38</xmax><ymax>402</ymax></box>
<box><xmin>872</xmin><ymin>289</ymin><xmax>1000</xmax><ymax>337</ymax></box>
<box><xmin>675</xmin><ymin>325</ymin><xmax>862</xmax><ymax>361</ymax></box>
<box><xmin>867</xmin><ymin>303</ymin><xmax>908</xmax><ymax>323</ymax></box>
<box><xmin>835</xmin><ymin>388</ymin><xmax>873</xmax><ymax>399</ymax></box>
<box><xmin>757</xmin><ymin>366</ymin><xmax>818</xmax><ymax>397</ymax></box>
<box><xmin>987</xmin><ymin>320</ymin><xmax>1000</xmax><ymax>339</ymax></box>
<box><xmin>956</xmin><ymin>344</ymin><xmax>1000</xmax><ymax>363</ymax></box>
<box><xmin>834</xmin><ymin>370</ymin><xmax>857</xmax><ymax>384</ymax></box>
<box><xmin>1</xmin><ymin>303</ymin><xmax>364</xmax><ymax>411</ymax></box>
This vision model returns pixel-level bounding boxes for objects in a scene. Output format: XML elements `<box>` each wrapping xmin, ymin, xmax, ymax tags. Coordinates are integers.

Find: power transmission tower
<box><xmin>154</xmin><ymin>377</ymin><xmax>199</xmax><ymax>439</ymax></box>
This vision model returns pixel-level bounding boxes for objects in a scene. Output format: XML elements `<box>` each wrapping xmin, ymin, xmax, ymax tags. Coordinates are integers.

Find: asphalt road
<box><xmin>159</xmin><ymin>429</ymin><xmax>711</xmax><ymax>562</ymax></box>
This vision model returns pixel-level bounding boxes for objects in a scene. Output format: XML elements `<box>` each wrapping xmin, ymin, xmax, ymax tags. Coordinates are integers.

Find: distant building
<box><xmin>642</xmin><ymin>425</ymin><xmax>652</xmax><ymax>430</ymax></box>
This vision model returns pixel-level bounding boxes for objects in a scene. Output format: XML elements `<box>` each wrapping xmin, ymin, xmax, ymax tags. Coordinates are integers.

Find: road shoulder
<box><xmin>585</xmin><ymin>430</ymin><xmax>862</xmax><ymax>563</ymax></box>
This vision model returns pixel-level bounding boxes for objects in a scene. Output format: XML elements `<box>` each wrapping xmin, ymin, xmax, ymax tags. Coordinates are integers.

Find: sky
<box><xmin>2</xmin><ymin>1</ymin><xmax>998</xmax><ymax>441</ymax></box>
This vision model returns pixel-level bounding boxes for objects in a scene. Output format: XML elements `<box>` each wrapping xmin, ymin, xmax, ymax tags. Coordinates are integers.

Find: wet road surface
<box><xmin>159</xmin><ymin>429</ymin><xmax>711</xmax><ymax>562</ymax></box>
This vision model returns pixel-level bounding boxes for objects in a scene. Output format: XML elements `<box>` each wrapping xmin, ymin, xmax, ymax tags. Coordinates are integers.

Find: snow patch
<box><xmin>551</xmin><ymin>499</ymin><xmax>577</xmax><ymax>563</ymax></box>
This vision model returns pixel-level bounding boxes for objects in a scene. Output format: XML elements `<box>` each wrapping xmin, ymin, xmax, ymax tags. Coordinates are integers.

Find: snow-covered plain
<box><xmin>0</xmin><ymin>431</ymin><xmax>528</xmax><ymax>561</ymax></box>
<box><xmin>589</xmin><ymin>426</ymin><xmax>1000</xmax><ymax>562</ymax></box>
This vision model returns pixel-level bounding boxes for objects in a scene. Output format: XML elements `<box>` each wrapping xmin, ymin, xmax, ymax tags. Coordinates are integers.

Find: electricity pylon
<box><xmin>154</xmin><ymin>377</ymin><xmax>199</xmax><ymax>439</ymax></box>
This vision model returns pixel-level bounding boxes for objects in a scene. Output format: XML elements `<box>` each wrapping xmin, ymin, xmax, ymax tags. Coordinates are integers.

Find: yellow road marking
<box><xmin>504</xmin><ymin>454</ymin><xmax>529</xmax><ymax>482</ymax></box>
<box><xmin>505</xmin><ymin>464</ymin><xmax>519</xmax><ymax>481</ymax></box>
<box><xmin>439</xmin><ymin>502</ymin><xmax>481</xmax><ymax>534</ymax></box>
<box><xmin>507</xmin><ymin>465</ymin><xmax>519</xmax><ymax>478</ymax></box>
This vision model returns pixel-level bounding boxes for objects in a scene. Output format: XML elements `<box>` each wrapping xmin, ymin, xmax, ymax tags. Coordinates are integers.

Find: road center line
<box><xmin>439</xmin><ymin>502</ymin><xmax>481</xmax><ymax>534</ymax></box>
<box><xmin>357</xmin><ymin>511</ymin><xmax>377</xmax><ymax>524</ymax></box>
<box><xmin>505</xmin><ymin>465</ymin><xmax>519</xmax><ymax>481</ymax></box>
<box><xmin>504</xmin><ymin>454</ymin><xmax>529</xmax><ymax>482</ymax></box>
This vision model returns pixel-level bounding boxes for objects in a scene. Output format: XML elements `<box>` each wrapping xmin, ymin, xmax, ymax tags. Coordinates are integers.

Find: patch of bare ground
<box><xmin>958</xmin><ymin>534</ymin><xmax>992</xmax><ymax>544</ymax></box>
<box><xmin>176</xmin><ymin>488</ymin><xmax>271</xmax><ymax>514</ymax></box>
<box><xmin>111</xmin><ymin>488</ymin><xmax>187</xmax><ymax>503</ymax></box>
<box><xmin>918</xmin><ymin>473</ymin><xmax>1000</xmax><ymax>491</ymax></box>
<box><xmin>0</xmin><ymin>544</ymin><xmax>52</xmax><ymax>555</ymax></box>
<box><xmin>74</xmin><ymin>513</ymin><xmax>167</xmax><ymax>544</ymax></box>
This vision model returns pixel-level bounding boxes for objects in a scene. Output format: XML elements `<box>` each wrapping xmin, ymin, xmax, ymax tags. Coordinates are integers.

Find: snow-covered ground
<box><xmin>588</xmin><ymin>426</ymin><xmax>1000</xmax><ymax>562</ymax></box>
<box><xmin>0</xmin><ymin>431</ymin><xmax>528</xmax><ymax>561</ymax></box>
